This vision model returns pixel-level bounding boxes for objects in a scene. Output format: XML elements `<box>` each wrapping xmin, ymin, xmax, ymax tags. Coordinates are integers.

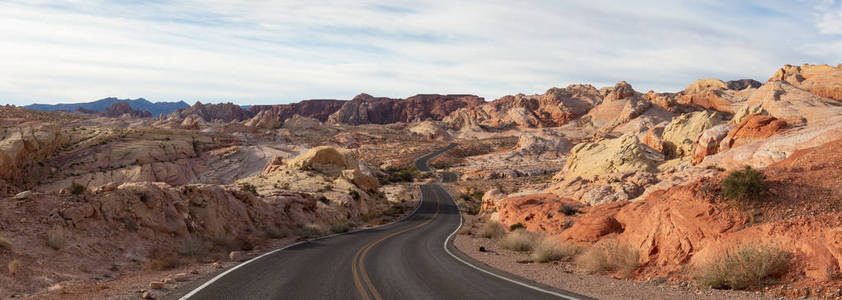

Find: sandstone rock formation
<box><xmin>168</xmin><ymin>102</ymin><xmax>254</xmax><ymax>123</ymax></box>
<box><xmin>584</xmin><ymin>82</ymin><xmax>673</xmax><ymax>133</ymax></box>
<box><xmin>408</xmin><ymin>121</ymin><xmax>452</xmax><ymax>141</ymax></box>
<box><xmin>102</xmin><ymin>102</ymin><xmax>152</xmax><ymax>118</ymax></box>
<box><xmin>770</xmin><ymin>63</ymin><xmax>842</xmax><ymax>101</ymax></box>
<box><xmin>661</xmin><ymin>110</ymin><xmax>724</xmax><ymax>159</ymax></box>
<box><xmin>508</xmin><ymin>129</ymin><xmax>572</xmax><ymax>159</ymax></box>
<box><xmin>243</xmin><ymin>110</ymin><xmax>281</xmax><ymax>129</ymax></box>
<box><xmin>248</xmin><ymin>99</ymin><xmax>346</xmax><ymax>123</ymax></box>
<box><xmin>718</xmin><ymin>114</ymin><xmax>787</xmax><ymax>152</ymax></box>
<box><xmin>444</xmin><ymin>85</ymin><xmax>602</xmax><ymax>130</ymax></box>
<box><xmin>555</xmin><ymin>133</ymin><xmax>663</xmax><ymax>181</ymax></box>
<box><xmin>733</xmin><ymin>80</ymin><xmax>842</xmax><ymax>125</ymax></box>
<box><xmin>328</xmin><ymin>93</ymin><xmax>484</xmax><ymax>125</ymax></box>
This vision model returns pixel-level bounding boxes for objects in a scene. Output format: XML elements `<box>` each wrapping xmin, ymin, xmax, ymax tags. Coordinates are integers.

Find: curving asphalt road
<box><xmin>175</xmin><ymin>144</ymin><xmax>590</xmax><ymax>300</ymax></box>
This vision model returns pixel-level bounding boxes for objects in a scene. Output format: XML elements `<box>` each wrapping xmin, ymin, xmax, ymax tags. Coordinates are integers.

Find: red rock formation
<box><xmin>327</xmin><ymin>93</ymin><xmax>484</xmax><ymax>125</ymax></box>
<box><xmin>248</xmin><ymin>99</ymin><xmax>346</xmax><ymax>123</ymax></box>
<box><xmin>169</xmin><ymin>102</ymin><xmax>254</xmax><ymax>122</ymax></box>
<box><xmin>770</xmin><ymin>63</ymin><xmax>842</xmax><ymax>101</ymax></box>
<box><xmin>691</xmin><ymin>123</ymin><xmax>735</xmax><ymax>165</ymax></box>
<box><xmin>719</xmin><ymin>114</ymin><xmax>787</xmax><ymax>151</ymax></box>
<box><xmin>103</xmin><ymin>102</ymin><xmax>152</xmax><ymax>118</ymax></box>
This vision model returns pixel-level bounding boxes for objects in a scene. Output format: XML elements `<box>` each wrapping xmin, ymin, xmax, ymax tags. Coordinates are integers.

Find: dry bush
<box><xmin>146</xmin><ymin>250</ymin><xmax>181</xmax><ymax>271</ymax></box>
<box><xmin>46</xmin><ymin>227</ymin><xmax>68</xmax><ymax>250</ymax></box>
<box><xmin>264</xmin><ymin>225</ymin><xmax>286</xmax><ymax>239</ymax></box>
<box><xmin>721</xmin><ymin>166</ymin><xmax>766</xmax><ymax>202</ymax></box>
<box><xmin>177</xmin><ymin>236</ymin><xmax>208</xmax><ymax>257</ymax></box>
<box><xmin>478</xmin><ymin>220</ymin><xmax>505</xmax><ymax>239</ymax></box>
<box><xmin>300</xmin><ymin>223</ymin><xmax>328</xmax><ymax>238</ymax></box>
<box><xmin>500</xmin><ymin>229</ymin><xmax>538</xmax><ymax>252</ymax></box>
<box><xmin>693</xmin><ymin>243</ymin><xmax>790</xmax><ymax>290</ymax></box>
<box><xmin>531</xmin><ymin>238</ymin><xmax>582</xmax><ymax>263</ymax></box>
<box><xmin>8</xmin><ymin>259</ymin><xmax>21</xmax><ymax>275</ymax></box>
<box><xmin>575</xmin><ymin>238</ymin><xmax>639</xmax><ymax>278</ymax></box>
<box><xmin>68</xmin><ymin>181</ymin><xmax>87</xmax><ymax>195</ymax></box>
<box><xmin>331</xmin><ymin>223</ymin><xmax>351</xmax><ymax>234</ymax></box>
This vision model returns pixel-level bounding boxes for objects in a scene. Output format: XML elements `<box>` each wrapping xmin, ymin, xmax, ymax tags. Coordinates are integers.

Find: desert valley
<box><xmin>1</xmin><ymin>63</ymin><xmax>841</xmax><ymax>299</ymax></box>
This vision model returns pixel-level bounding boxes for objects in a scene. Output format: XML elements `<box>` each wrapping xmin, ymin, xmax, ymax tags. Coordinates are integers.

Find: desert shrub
<box><xmin>239</xmin><ymin>183</ymin><xmax>258</xmax><ymax>196</ymax></box>
<box><xmin>46</xmin><ymin>227</ymin><xmax>68</xmax><ymax>250</ymax></box>
<box><xmin>177</xmin><ymin>236</ymin><xmax>207</xmax><ymax>257</ymax></box>
<box><xmin>331</xmin><ymin>223</ymin><xmax>351</xmax><ymax>234</ymax></box>
<box><xmin>721</xmin><ymin>166</ymin><xmax>766</xmax><ymax>202</ymax></box>
<box><xmin>318</xmin><ymin>195</ymin><xmax>330</xmax><ymax>204</ymax></box>
<box><xmin>68</xmin><ymin>181</ymin><xmax>86</xmax><ymax>195</ymax></box>
<box><xmin>531</xmin><ymin>238</ymin><xmax>582</xmax><ymax>263</ymax></box>
<box><xmin>300</xmin><ymin>223</ymin><xmax>328</xmax><ymax>238</ymax></box>
<box><xmin>137</xmin><ymin>192</ymin><xmax>149</xmax><ymax>203</ymax></box>
<box><xmin>508</xmin><ymin>223</ymin><xmax>525</xmax><ymax>231</ymax></box>
<box><xmin>559</xmin><ymin>204</ymin><xmax>580</xmax><ymax>216</ymax></box>
<box><xmin>500</xmin><ymin>230</ymin><xmax>538</xmax><ymax>252</ymax></box>
<box><xmin>575</xmin><ymin>238</ymin><xmax>639</xmax><ymax>278</ymax></box>
<box><xmin>693</xmin><ymin>243</ymin><xmax>790</xmax><ymax>290</ymax></box>
<box><xmin>146</xmin><ymin>253</ymin><xmax>180</xmax><ymax>271</ymax></box>
<box><xmin>8</xmin><ymin>259</ymin><xmax>21</xmax><ymax>275</ymax></box>
<box><xmin>478</xmin><ymin>220</ymin><xmax>505</xmax><ymax>239</ymax></box>
<box><xmin>264</xmin><ymin>225</ymin><xmax>286</xmax><ymax>239</ymax></box>
<box><xmin>383</xmin><ymin>166</ymin><xmax>419</xmax><ymax>183</ymax></box>
<box><xmin>0</xmin><ymin>236</ymin><xmax>11</xmax><ymax>250</ymax></box>
<box><xmin>349</xmin><ymin>190</ymin><xmax>361</xmax><ymax>201</ymax></box>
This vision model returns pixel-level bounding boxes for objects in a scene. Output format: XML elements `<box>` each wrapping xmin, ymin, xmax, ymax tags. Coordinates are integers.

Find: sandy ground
<box><xmin>452</xmin><ymin>215</ymin><xmax>785</xmax><ymax>300</ymax></box>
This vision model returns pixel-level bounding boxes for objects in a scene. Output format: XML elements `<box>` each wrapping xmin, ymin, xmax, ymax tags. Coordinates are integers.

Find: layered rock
<box><xmin>328</xmin><ymin>93</ymin><xmax>484</xmax><ymax>125</ymax></box>
<box><xmin>661</xmin><ymin>110</ymin><xmax>724</xmax><ymax>159</ymax></box>
<box><xmin>584</xmin><ymin>82</ymin><xmax>673</xmax><ymax>133</ymax></box>
<box><xmin>408</xmin><ymin>121</ymin><xmax>452</xmax><ymax>141</ymax></box>
<box><xmin>509</xmin><ymin>129</ymin><xmax>572</xmax><ymax>159</ymax></box>
<box><xmin>243</xmin><ymin>110</ymin><xmax>281</xmax><ymax>129</ymax></box>
<box><xmin>102</xmin><ymin>102</ymin><xmax>152</xmax><ymax>118</ymax></box>
<box><xmin>770</xmin><ymin>63</ymin><xmax>842</xmax><ymax>101</ymax></box>
<box><xmin>733</xmin><ymin>80</ymin><xmax>842</xmax><ymax>125</ymax></box>
<box><xmin>444</xmin><ymin>85</ymin><xmax>602</xmax><ymax>130</ymax></box>
<box><xmin>168</xmin><ymin>102</ymin><xmax>254</xmax><ymax>123</ymax></box>
<box><xmin>691</xmin><ymin>124</ymin><xmax>735</xmax><ymax>165</ymax></box>
<box><xmin>554</xmin><ymin>133</ymin><xmax>663</xmax><ymax>181</ymax></box>
<box><xmin>248</xmin><ymin>99</ymin><xmax>346</xmax><ymax>123</ymax></box>
<box><xmin>718</xmin><ymin>114</ymin><xmax>787</xmax><ymax>152</ymax></box>
<box><xmin>0</xmin><ymin>125</ymin><xmax>68</xmax><ymax>194</ymax></box>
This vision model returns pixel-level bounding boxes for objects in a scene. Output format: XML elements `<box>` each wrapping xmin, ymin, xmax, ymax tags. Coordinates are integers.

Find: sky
<box><xmin>1</xmin><ymin>0</ymin><xmax>841</xmax><ymax>106</ymax></box>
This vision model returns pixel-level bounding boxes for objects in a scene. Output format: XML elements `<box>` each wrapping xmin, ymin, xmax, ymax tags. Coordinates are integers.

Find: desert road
<box><xmin>174</xmin><ymin>144</ymin><xmax>590</xmax><ymax>300</ymax></box>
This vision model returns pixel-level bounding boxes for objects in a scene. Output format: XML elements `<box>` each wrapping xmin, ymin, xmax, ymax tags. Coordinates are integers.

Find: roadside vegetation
<box><xmin>456</xmin><ymin>187</ymin><xmax>484</xmax><ymax>215</ymax></box>
<box><xmin>382</xmin><ymin>165</ymin><xmax>420</xmax><ymax>183</ymax></box>
<box><xmin>573</xmin><ymin>238</ymin><xmax>639</xmax><ymax>278</ymax></box>
<box><xmin>693</xmin><ymin>243</ymin><xmax>790</xmax><ymax>290</ymax></box>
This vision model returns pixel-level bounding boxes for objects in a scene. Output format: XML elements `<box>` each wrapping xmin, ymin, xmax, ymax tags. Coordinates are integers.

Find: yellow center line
<box><xmin>351</xmin><ymin>185</ymin><xmax>442</xmax><ymax>300</ymax></box>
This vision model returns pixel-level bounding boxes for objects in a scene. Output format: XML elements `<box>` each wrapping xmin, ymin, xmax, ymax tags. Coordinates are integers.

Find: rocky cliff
<box><xmin>328</xmin><ymin>93</ymin><xmax>484</xmax><ymax>125</ymax></box>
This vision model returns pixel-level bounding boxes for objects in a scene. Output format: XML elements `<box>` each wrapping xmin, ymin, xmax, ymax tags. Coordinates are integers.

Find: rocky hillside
<box><xmin>248</xmin><ymin>99</ymin><xmax>346</xmax><ymax>123</ymax></box>
<box><xmin>327</xmin><ymin>93</ymin><xmax>484</xmax><ymax>125</ymax></box>
<box><xmin>167</xmin><ymin>102</ymin><xmax>254</xmax><ymax>123</ymax></box>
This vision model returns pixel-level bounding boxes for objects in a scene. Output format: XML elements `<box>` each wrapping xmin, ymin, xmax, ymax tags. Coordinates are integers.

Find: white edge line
<box><xmin>440</xmin><ymin>186</ymin><xmax>585</xmax><ymax>300</ymax></box>
<box><xmin>180</xmin><ymin>147</ymin><xmax>450</xmax><ymax>300</ymax></box>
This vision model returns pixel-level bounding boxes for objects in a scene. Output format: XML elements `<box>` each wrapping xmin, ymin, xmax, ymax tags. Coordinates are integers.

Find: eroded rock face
<box><xmin>733</xmin><ymin>80</ymin><xmax>842</xmax><ymax>125</ymax></box>
<box><xmin>771</xmin><ymin>63</ymin><xmax>842</xmax><ymax>101</ymax></box>
<box><xmin>661</xmin><ymin>110</ymin><xmax>724</xmax><ymax>159</ymax></box>
<box><xmin>244</xmin><ymin>110</ymin><xmax>281</xmax><ymax>129</ymax></box>
<box><xmin>0</xmin><ymin>125</ymin><xmax>68</xmax><ymax>193</ymax></box>
<box><xmin>691</xmin><ymin>123</ymin><xmax>735</xmax><ymax>165</ymax></box>
<box><xmin>585</xmin><ymin>82</ymin><xmax>673</xmax><ymax>134</ymax></box>
<box><xmin>169</xmin><ymin>102</ymin><xmax>254</xmax><ymax>123</ymax></box>
<box><xmin>409</xmin><ymin>121</ymin><xmax>452</xmax><ymax>141</ymax></box>
<box><xmin>718</xmin><ymin>114</ymin><xmax>787</xmax><ymax>152</ymax></box>
<box><xmin>555</xmin><ymin>133</ymin><xmax>663</xmax><ymax>181</ymax></box>
<box><xmin>248</xmin><ymin>99</ymin><xmax>346</xmax><ymax>123</ymax></box>
<box><xmin>547</xmin><ymin>172</ymin><xmax>658</xmax><ymax>206</ymax></box>
<box><xmin>510</xmin><ymin>129</ymin><xmax>572</xmax><ymax>159</ymax></box>
<box><xmin>103</xmin><ymin>102</ymin><xmax>152</xmax><ymax>118</ymax></box>
<box><xmin>492</xmin><ymin>193</ymin><xmax>581</xmax><ymax>233</ymax></box>
<box><xmin>328</xmin><ymin>93</ymin><xmax>484</xmax><ymax>125</ymax></box>
<box><xmin>444</xmin><ymin>85</ymin><xmax>602</xmax><ymax>130</ymax></box>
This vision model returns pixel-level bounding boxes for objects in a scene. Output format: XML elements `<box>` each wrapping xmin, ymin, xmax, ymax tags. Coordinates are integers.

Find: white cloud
<box><xmin>0</xmin><ymin>0</ymin><xmax>839</xmax><ymax>105</ymax></box>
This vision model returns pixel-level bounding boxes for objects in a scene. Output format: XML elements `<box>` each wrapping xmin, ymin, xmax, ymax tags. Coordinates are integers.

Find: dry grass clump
<box><xmin>146</xmin><ymin>249</ymin><xmax>181</xmax><ymax>271</ymax></box>
<box><xmin>8</xmin><ymin>259</ymin><xmax>21</xmax><ymax>275</ymax></box>
<box><xmin>177</xmin><ymin>236</ymin><xmax>208</xmax><ymax>257</ymax></box>
<box><xmin>300</xmin><ymin>223</ymin><xmax>328</xmax><ymax>238</ymax></box>
<box><xmin>693</xmin><ymin>243</ymin><xmax>790</xmax><ymax>290</ymax></box>
<box><xmin>331</xmin><ymin>222</ymin><xmax>351</xmax><ymax>234</ymax></box>
<box><xmin>575</xmin><ymin>238</ymin><xmax>639</xmax><ymax>278</ymax></box>
<box><xmin>477</xmin><ymin>220</ymin><xmax>505</xmax><ymax>239</ymax></box>
<box><xmin>0</xmin><ymin>236</ymin><xmax>12</xmax><ymax>250</ymax></box>
<box><xmin>46</xmin><ymin>227</ymin><xmax>68</xmax><ymax>250</ymax></box>
<box><xmin>531</xmin><ymin>238</ymin><xmax>582</xmax><ymax>263</ymax></box>
<box><xmin>500</xmin><ymin>229</ymin><xmax>538</xmax><ymax>252</ymax></box>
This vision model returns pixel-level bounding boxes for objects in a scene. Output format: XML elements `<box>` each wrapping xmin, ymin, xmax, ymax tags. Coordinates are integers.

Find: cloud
<box><xmin>0</xmin><ymin>0</ymin><xmax>839</xmax><ymax>105</ymax></box>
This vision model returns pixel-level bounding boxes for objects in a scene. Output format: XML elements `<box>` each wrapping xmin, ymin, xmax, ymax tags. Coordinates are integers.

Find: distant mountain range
<box><xmin>24</xmin><ymin>97</ymin><xmax>190</xmax><ymax>116</ymax></box>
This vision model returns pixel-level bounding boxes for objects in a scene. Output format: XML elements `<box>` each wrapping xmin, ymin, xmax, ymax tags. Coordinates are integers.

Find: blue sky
<box><xmin>1</xmin><ymin>0</ymin><xmax>841</xmax><ymax>105</ymax></box>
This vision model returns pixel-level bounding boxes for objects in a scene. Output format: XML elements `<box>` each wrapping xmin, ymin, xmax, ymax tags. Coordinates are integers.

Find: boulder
<box><xmin>718</xmin><ymin>114</ymin><xmax>787</xmax><ymax>152</ymax></box>
<box><xmin>661</xmin><ymin>110</ymin><xmax>724</xmax><ymax>159</ymax></box>
<box><xmin>691</xmin><ymin>123</ymin><xmax>735</xmax><ymax>165</ymax></box>
<box><xmin>555</xmin><ymin>133</ymin><xmax>663</xmax><ymax>181</ymax></box>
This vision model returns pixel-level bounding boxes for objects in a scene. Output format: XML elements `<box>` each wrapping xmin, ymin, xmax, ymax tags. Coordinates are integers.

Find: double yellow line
<box><xmin>351</xmin><ymin>185</ymin><xmax>442</xmax><ymax>300</ymax></box>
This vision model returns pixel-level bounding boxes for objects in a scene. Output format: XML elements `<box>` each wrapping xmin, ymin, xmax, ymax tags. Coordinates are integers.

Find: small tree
<box><xmin>721</xmin><ymin>166</ymin><xmax>766</xmax><ymax>202</ymax></box>
<box><xmin>239</xmin><ymin>183</ymin><xmax>258</xmax><ymax>196</ymax></box>
<box><xmin>68</xmin><ymin>181</ymin><xmax>86</xmax><ymax>195</ymax></box>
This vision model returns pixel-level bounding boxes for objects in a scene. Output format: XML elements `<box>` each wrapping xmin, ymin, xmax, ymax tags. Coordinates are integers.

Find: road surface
<box><xmin>177</xmin><ymin>144</ymin><xmax>589</xmax><ymax>300</ymax></box>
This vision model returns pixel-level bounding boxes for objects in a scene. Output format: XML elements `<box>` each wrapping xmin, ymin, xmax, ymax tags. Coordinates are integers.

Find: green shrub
<box><xmin>721</xmin><ymin>166</ymin><xmax>766</xmax><ymax>202</ymax></box>
<box><xmin>559</xmin><ymin>204</ymin><xmax>580</xmax><ymax>216</ymax></box>
<box><xmin>68</xmin><ymin>181</ymin><xmax>86</xmax><ymax>195</ymax></box>
<box><xmin>478</xmin><ymin>220</ymin><xmax>505</xmax><ymax>239</ymax></box>
<box><xmin>693</xmin><ymin>243</ymin><xmax>790</xmax><ymax>290</ymax></box>
<box><xmin>508</xmin><ymin>223</ymin><xmax>525</xmax><ymax>231</ymax></box>
<box><xmin>383</xmin><ymin>166</ymin><xmax>420</xmax><ymax>183</ymax></box>
<box><xmin>575</xmin><ymin>238</ymin><xmax>639</xmax><ymax>278</ymax></box>
<box><xmin>239</xmin><ymin>183</ymin><xmax>258</xmax><ymax>196</ymax></box>
<box><xmin>531</xmin><ymin>238</ymin><xmax>582</xmax><ymax>263</ymax></box>
<box><xmin>349</xmin><ymin>190</ymin><xmax>361</xmax><ymax>201</ymax></box>
<box><xmin>500</xmin><ymin>230</ymin><xmax>537</xmax><ymax>252</ymax></box>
